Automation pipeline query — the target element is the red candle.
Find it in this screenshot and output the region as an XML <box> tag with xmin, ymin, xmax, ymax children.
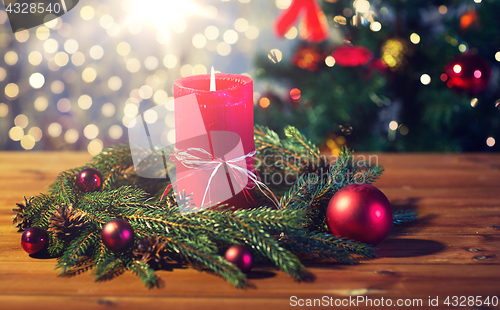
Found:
<box><xmin>173</xmin><ymin>73</ymin><xmax>255</xmax><ymax>211</ymax></box>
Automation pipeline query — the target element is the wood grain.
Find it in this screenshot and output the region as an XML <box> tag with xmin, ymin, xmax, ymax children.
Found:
<box><xmin>1</xmin><ymin>152</ymin><xmax>499</xmax><ymax>309</ymax></box>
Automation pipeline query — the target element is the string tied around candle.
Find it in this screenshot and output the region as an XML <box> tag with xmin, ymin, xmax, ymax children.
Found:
<box><xmin>160</xmin><ymin>147</ymin><xmax>280</xmax><ymax>210</ymax></box>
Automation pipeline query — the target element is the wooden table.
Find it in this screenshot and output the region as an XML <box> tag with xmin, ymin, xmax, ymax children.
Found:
<box><xmin>1</xmin><ymin>152</ymin><xmax>499</xmax><ymax>309</ymax></box>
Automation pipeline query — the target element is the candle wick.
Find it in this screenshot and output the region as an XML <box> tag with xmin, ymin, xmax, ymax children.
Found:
<box><xmin>210</xmin><ymin>66</ymin><xmax>216</xmax><ymax>92</ymax></box>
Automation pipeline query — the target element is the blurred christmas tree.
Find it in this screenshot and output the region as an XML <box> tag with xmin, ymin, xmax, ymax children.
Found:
<box><xmin>255</xmin><ymin>0</ymin><xmax>500</xmax><ymax>152</ymax></box>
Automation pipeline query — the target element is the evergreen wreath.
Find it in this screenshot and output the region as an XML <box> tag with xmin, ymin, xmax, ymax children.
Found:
<box><xmin>13</xmin><ymin>125</ymin><xmax>417</xmax><ymax>288</ymax></box>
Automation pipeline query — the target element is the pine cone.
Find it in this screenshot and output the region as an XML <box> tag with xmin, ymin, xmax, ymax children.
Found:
<box><xmin>48</xmin><ymin>204</ymin><xmax>87</xmax><ymax>240</ymax></box>
<box><xmin>12</xmin><ymin>196</ymin><xmax>33</xmax><ymax>232</ymax></box>
<box><xmin>134</xmin><ymin>235</ymin><xmax>167</xmax><ymax>269</ymax></box>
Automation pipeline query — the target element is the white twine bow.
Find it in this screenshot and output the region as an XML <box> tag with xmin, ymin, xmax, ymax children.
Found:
<box><xmin>161</xmin><ymin>147</ymin><xmax>279</xmax><ymax>209</ymax></box>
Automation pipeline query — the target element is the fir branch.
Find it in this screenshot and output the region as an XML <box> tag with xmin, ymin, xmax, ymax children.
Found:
<box><xmin>93</xmin><ymin>254</ymin><xmax>127</xmax><ymax>282</ymax></box>
<box><xmin>57</xmin><ymin>229</ymin><xmax>99</xmax><ymax>273</ymax></box>
<box><xmin>254</xmin><ymin>125</ymin><xmax>303</xmax><ymax>171</ymax></box>
<box><xmin>163</xmin><ymin>236</ymin><xmax>248</xmax><ymax>288</ymax></box>
<box><xmin>59</xmin><ymin>256</ymin><xmax>95</xmax><ymax>278</ymax></box>
<box><xmin>283</xmin><ymin>125</ymin><xmax>320</xmax><ymax>159</ymax></box>
<box><xmin>17</xmin><ymin>126</ymin><xmax>415</xmax><ymax>289</ymax></box>
<box><xmin>49</xmin><ymin>168</ymin><xmax>82</xmax><ymax>205</ymax></box>
<box><xmin>128</xmin><ymin>261</ymin><xmax>162</xmax><ymax>289</ymax></box>
<box><xmin>47</xmin><ymin>233</ymin><xmax>65</xmax><ymax>257</ymax></box>
<box><xmin>89</xmin><ymin>144</ymin><xmax>135</xmax><ymax>190</ymax></box>
<box><xmin>221</xmin><ymin>211</ymin><xmax>311</xmax><ymax>282</ymax></box>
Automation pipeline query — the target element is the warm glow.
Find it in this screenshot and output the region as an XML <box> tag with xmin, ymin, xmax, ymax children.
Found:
<box><xmin>486</xmin><ymin>137</ymin><xmax>495</xmax><ymax>147</ymax></box>
<box><xmin>370</xmin><ymin>22</ymin><xmax>381</xmax><ymax>32</ymax></box>
<box><xmin>471</xmin><ymin>98</ymin><xmax>478</xmax><ymax>107</ymax></box>
<box><xmin>389</xmin><ymin>121</ymin><xmax>398</xmax><ymax>131</ymax></box>
<box><xmin>410</xmin><ymin>33</ymin><xmax>420</xmax><ymax>44</ymax></box>
<box><xmin>420</xmin><ymin>74</ymin><xmax>431</xmax><ymax>85</ymax></box>
<box><xmin>129</xmin><ymin>0</ymin><xmax>200</xmax><ymax>32</ymax></box>
<box><xmin>259</xmin><ymin>97</ymin><xmax>270</xmax><ymax>108</ymax></box>
<box><xmin>453</xmin><ymin>64</ymin><xmax>462</xmax><ymax>74</ymax></box>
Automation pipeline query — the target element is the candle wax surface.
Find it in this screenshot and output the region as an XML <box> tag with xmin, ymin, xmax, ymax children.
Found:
<box><xmin>173</xmin><ymin>73</ymin><xmax>255</xmax><ymax>211</ymax></box>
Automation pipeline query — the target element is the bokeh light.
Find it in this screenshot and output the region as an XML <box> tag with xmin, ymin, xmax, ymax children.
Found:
<box><xmin>28</xmin><ymin>51</ymin><xmax>43</xmax><ymax>66</ymax></box>
<box><xmin>284</xmin><ymin>27</ymin><xmax>298</xmax><ymax>40</ymax></box>
<box><xmin>88</xmin><ymin>139</ymin><xmax>103</xmax><ymax>155</ymax></box>
<box><xmin>30</xmin><ymin>73</ymin><xmax>46</xmax><ymax>89</ymax></box>
<box><xmin>89</xmin><ymin>45</ymin><xmax>104</xmax><ymax>60</ymax></box>
<box><xmin>20</xmin><ymin>135</ymin><xmax>36</xmax><ymax>150</ymax></box>
<box><xmin>82</xmin><ymin>67</ymin><xmax>97</xmax><ymax>83</ymax></box>
<box><xmin>84</xmin><ymin>124</ymin><xmax>99</xmax><ymax>139</ymax></box>
<box><xmin>48</xmin><ymin>123</ymin><xmax>62</xmax><ymax>137</ymax></box>
<box><xmin>290</xmin><ymin>88</ymin><xmax>301</xmax><ymax>100</ymax></box>
<box><xmin>34</xmin><ymin>96</ymin><xmax>49</xmax><ymax>112</ymax></box>
<box><xmin>259</xmin><ymin>97</ymin><xmax>270</xmax><ymax>108</ymax></box>
<box><xmin>163</xmin><ymin>55</ymin><xmax>178</xmax><ymax>68</ymax></box>
<box><xmin>0</xmin><ymin>103</ymin><xmax>8</xmax><ymax>117</ymax></box>
<box><xmin>64</xmin><ymin>129</ymin><xmax>79</xmax><ymax>144</ymax></box>
<box><xmin>108</xmin><ymin>76</ymin><xmax>123</xmax><ymax>91</ymax></box>
<box><xmin>15</xmin><ymin>30</ymin><xmax>29</xmax><ymax>42</ymax></box>
<box><xmin>5</xmin><ymin>83</ymin><xmax>20</xmax><ymax>99</ymax></box>
<box><xmin>28</xmin><ymin>127</ymin><xmax>43</xmax><ymax>141</ymax></box>
<box><xmin>78</xmin><ymin>95</ymin><xmax>93</xmax><ymax>110</ymax></box>
<box><xmin>410</xmin><ymin>33</ymin><xmax>420</xmax><ymax>44</ymax></box>
<box><xmin>36</xmin><ymin>26</ymin><xmax>50</xmax><ymax>40</ymax></box>
<box><xmin>268</xmin><ymin>49</ymin><xmax>283</xmax><ymax>63</ymax></box>
<box><xmin>14</xmin><ymin>114</ymin><xmax>29</xmax><ymax>128</ymax></box>
<box><xmin>64</xmin><ymin>39</ymin><xmax>79</xmax><ymax>54</ymax></box>
<box><xmin>325</xmin><ymin>56</ymin><xmax>336</xmax><ymax>67</ymax></box>
<box><xmin>370</xmin><ymin>22</ymin><xmax>381</xmax><ymax>32</ymax></box>
<box><xmin>217</xmin><ymin>42</ymin><xmax>231</xmax><ymax>56</ymax></box>
<box><xmin>51</xmin><ymin>80</ymin><xmax>65</xmax><ymax>94</ymax></box>
<box><xmin>4</xmin><ymin>51</ymin><xmax>18</xmax><ymax>65</ymax></box>
<box><xmin>54</xmin><ymin>52</ymin><xmax>70</xmax><ymax>67</ymax></box>
<box><xmin>57</xmin><ymin>98</ymin><xmax>72</xmax><ymax>113</ymax></box>
<box><xmin>275</xmin><ymin>0</ymin><xmax>292</xmax><ymax>10</ymax></box>
<box><xmin>471</xmin><ymin>98</ymin><xmax>478</xmax><ymax>107</ymax></box>
<box><xmin>486</xmin><ymin>137</ymin><xmax>495</xmax><ymax>147</ymax></box>
<box><xmin>109</xmin><ymin>125</ymin><xmax>123</xmax><ymax>139</ymax></box>
<box><xmin>420</xmin><ymin>74</ymin><xmax>431</xmax><ymax>85</ymax></box>
<box><xmin>354</xmin><ymin>0</ymin><xmax>370</xmax><ymax>13</ymax></box>
<box><xmin>223</xmin><ymin>30</ymin><xmax>239</xmax><ymax>44</ymax></box>
<box><xmin>9</xmin><ymin>126</ymin><xmax>24</xmax><ymax>141</ymax></box>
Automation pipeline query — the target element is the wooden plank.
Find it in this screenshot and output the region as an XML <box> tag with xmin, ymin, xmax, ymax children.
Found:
<box><xmin>1</xmin><ymin>152</ymin><xmax>500</xmax><ymax>309</ymax></box>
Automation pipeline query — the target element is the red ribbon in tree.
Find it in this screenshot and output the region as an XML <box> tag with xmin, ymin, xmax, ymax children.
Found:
<box><xmin>274</xmin><ymin>0</ymin><xmax>329</xmax><ymax>43</ymax></box>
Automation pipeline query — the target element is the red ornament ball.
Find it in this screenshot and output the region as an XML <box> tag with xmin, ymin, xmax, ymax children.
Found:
<box><xmin>21</xmin><ymin>227</ymin><xmax>49</xmax><ymax>254</ymax></box>
<box><xmin>331</xmin><ymin>45</ymin><xmax>373</xmax><ymax>67</ymax></box>
<box><xmin>76</xmin><ymin>168</ymin><xmax>103</xmax><ymax>193</ymax></box>
<box><xmin>101</xmin><ymin>219</ymin><xmax>135</xmax><ymax>252</ymax></box>
<box><xmin>224</xmin><ymin>245</ymin><xmax>253</xmax><ymax>273</ymax></box>
<box><xmin>326</xmin><ymin>184</ymin><xmax>392</xmax><ymax>245</ymax></box>
<box><xmin>443</xmin><ymin>54</ymin><xmax>491</xmax><ymax>94</ymax></box>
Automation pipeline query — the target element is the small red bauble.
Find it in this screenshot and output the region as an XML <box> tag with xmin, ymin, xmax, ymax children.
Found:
<box><xmin>224</xmin><ymin>245</ymin><xmax>253</xmax><ymax>273</ymax></box>
<box><xmin>101</xmin><ymin>219</ymin><xmax>135</xmax><ymax>252</ymax></box>
<box><xmin>331</xmin><ymin>45</ymin><xmax>373</xmax><ymax>67</ymax></box>
<box><xmin>76</xmin><ymin>168</ymin><xmax>103</xmax><ymax>193</ymax></box>
<box><xmin>443</xmin><ymin>54</ymin><xmax>491</xmax><ymax>94</ymax></box>
<box><xmin>21</xmin><ymin>227</ymin><xmax>49</xmax><ymax>254</ymax></box>
<box><xmin>326</xmin><ymin>184</ymin><xmax>392</xmax><ymax>245</ymax></box>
